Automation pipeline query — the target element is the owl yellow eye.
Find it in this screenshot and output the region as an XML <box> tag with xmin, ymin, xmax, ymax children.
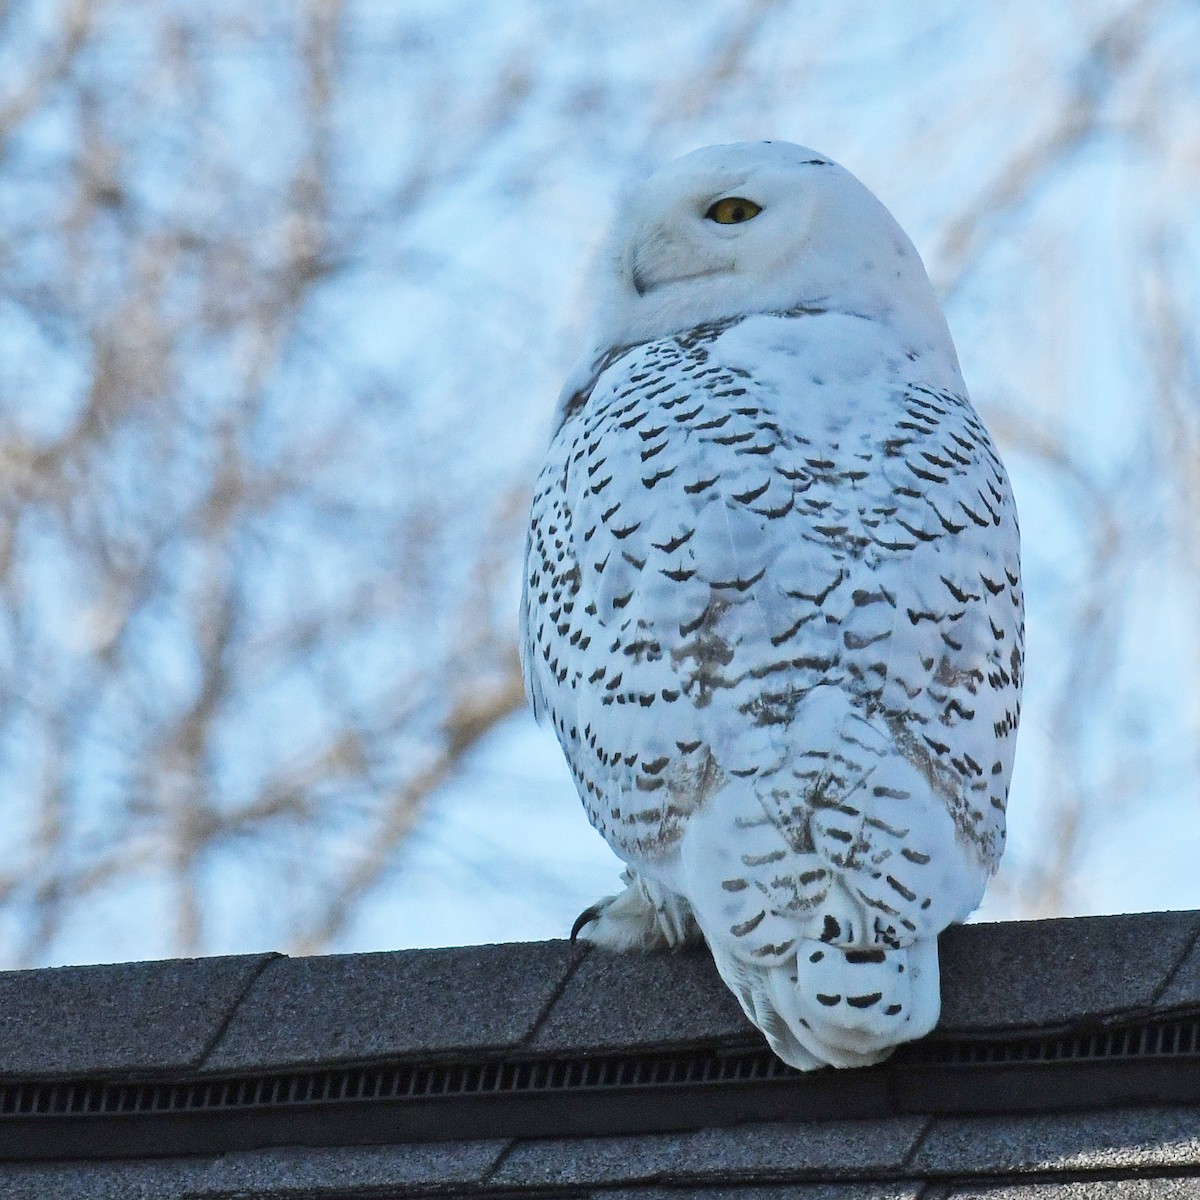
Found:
<box><xmin>705</xmin><ymin>197</ymin><xmax>762</xmax><ymax>224</ymax></box>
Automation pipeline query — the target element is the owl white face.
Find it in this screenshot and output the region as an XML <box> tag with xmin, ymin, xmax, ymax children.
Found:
<box><xmin>623</xmin><ymin>145</ymin><xmax>832</xmax><ymax>299</ymax></box>
<box><xmin>592</xmin><ymin>141</ymin><xmax>952</xmax><ymax>357</ymax></box>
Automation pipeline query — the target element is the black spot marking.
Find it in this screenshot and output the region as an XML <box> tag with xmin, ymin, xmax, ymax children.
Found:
<box><xmin>844</xmin><ymin>948</ymin><xmax>886</xmax><ymax>964</ymax></box>
<box><xmin>847</xmin><ymin>992</ymin><xmax>883</xmax><ymax>1009</ymax></box>
<box><xmin>731</xmin><ymin>911</ymin><xmax>765</xmax><ymax>937</ymax></box>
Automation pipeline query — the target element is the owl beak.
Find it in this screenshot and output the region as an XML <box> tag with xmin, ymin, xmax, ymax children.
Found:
<box><xmin>629</xmin><ymin>225</ymin><xmax>733</xmax><ymax>296</ymax></box>
<box><xmin>629</xmin><ymin>231</ymin><xmax>672</xmax><ymax>295</ymax></box>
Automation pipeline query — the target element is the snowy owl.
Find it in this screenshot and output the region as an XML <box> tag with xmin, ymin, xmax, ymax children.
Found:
<box><xmin>520</xmin><ymin>142</ymin><xmax>1023</xmax><ymax>1070</ymax></box>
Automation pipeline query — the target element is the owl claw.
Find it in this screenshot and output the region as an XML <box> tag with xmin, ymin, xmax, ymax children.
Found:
<box><xmin>570</xmin><ymin>904</ymin><xmax>603</xmax><ymax>943</ymax></box>
<box><xmin>571</xmin><ymin>875</ymin><xmax>698</xmax><ymax>951</ymax></box>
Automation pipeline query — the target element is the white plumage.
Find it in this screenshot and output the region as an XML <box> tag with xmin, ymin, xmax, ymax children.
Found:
<box><xmin>521</xmin><ymin>142</ymin><xmax>1023</xmax><ymax>1069</ymax></box>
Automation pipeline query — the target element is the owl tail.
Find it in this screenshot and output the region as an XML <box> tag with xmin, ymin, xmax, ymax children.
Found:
<box><xmin>705</xmin><ymin>934</ymin><xmax>942</xmax><ymax>1070</ymax></box>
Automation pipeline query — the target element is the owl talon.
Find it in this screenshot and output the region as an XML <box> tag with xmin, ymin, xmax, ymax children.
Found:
<box><xmin>571</xmin><ymin>875</ymin><xmax>697</xmax><ymax>951</ymax></box>
<box><xmin>570</xmin><ymin>904</ymin><xmax>603</xmax><ymax>943</ymax></box>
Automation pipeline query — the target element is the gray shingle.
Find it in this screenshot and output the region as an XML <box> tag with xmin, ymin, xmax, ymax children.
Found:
<box><xmin>0</xmin><ymin>954</ymin><xmax>275</xmax><ymax>1078</ymax></box>
<box><xmin>598</xmin><ymin>1188</ymin><xmax>925</xmax><ymax>1200</ymax></box>
<box><xmin>489</xmin><ymin>1116</ymin><xmax>928</xmax><ymax>1187</ymax></box>
<box><xmin>946</xmin><ymin>1181</ymin><xmax>1200</xmax><ymax>1199</ymax></box>
<box><xmin>912</xmin><ymin>1106</ymin><xmax>1200</xmax><ymax>1176</ymax></box>
<box><xmin>937</xmin><ymin>912</ymin><xmax>1200</xmax><ymax>1033</ymax></box>
<box><xmin>0</xmin><ymin>1142</ymin><xmax>510</xmax><ymax>1199</ymax></box>
<box><xmin>1155</xmin><ymin>923</ymin><xmax>1200</xmax><ymax>1009</ymax></box>
<box><xmin>0</xmin><ymin>1161</ymin><xmax>194</xmax><ymax>1200</ymax></box>
<box><xmin>202</xmin><ymin>940</ymin><xmax>581</xmax><ymax>1071</ymax></box>
<box><xmin>530</xmin><ymin>943</ymin><xmax>754</xmax><ymax>1053</ymax></box>
<box><xmin>193</xmin><ymin>1140</ymin><xmax>510</xmax><ymax>1195</ymax></box>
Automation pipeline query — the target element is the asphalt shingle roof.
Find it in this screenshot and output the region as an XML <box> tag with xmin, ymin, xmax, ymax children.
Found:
<box><xmin>936</xmin><ymin>911</ymin><xmax>1200</xmax><ymax>1032</ymax></box>
<box><xmin>202</xmin><ymin>940</ymin><xmax>581</xmax><ymax>1072</ymax></box>
<box><xmin>1</xmin><ymin>909</ymin><xmax>1199</xmax><ymax>1198</ymax></box>
<box><xmin>2</xmin><ymin>1105</ymin><xmax>1200</xmax><ymax>1197</ymax></box>
<box><xmin>6</xmin><ymin>910</ymin><xmax>1198</xmax><ymax>1078</ymax></box>
<box><xmin>0</xmin><ymin>952</ymin><xmax>275</xmax><ymax>1077</ymax></box>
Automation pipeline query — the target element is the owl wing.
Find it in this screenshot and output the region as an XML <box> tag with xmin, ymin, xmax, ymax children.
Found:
<box><xmin>522</xmin><ymin>314</ymin><xmax>1022</xmax><ymax>943</ymax></box>
<box><xmin>523</xmin><ymin>323</ymin><xmax>798</xmax><ymax>858</ymax></box>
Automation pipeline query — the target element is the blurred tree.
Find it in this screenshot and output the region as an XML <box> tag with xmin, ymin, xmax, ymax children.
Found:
<box><xmin>0</xmin><ymin>0</ymin><xmax>532</xmax><ymax>962</ymax></box>
<box><xmin>0</xmin><ymin>0</ymin><xmax>1195</xmax><ymax>964</ymax></box>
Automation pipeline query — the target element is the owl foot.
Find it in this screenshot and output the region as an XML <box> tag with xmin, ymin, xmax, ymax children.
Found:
<box><xmin>571</xmin><ymin>869</ymin><xmax>698</xmax><ymax>952</ymax></box>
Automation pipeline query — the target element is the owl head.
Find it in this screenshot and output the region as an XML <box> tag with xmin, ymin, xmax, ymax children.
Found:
<box><xmin>589</xmin><ymin>141</ymin><xmax>954</xmax><ymax>358</ymax></box>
